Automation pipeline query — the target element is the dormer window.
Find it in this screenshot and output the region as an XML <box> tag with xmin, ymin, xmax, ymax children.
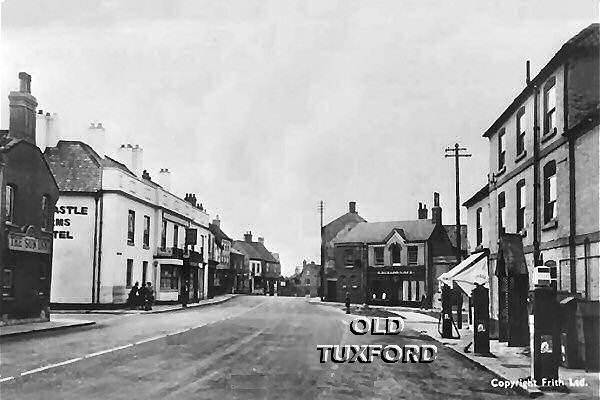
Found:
<box><xmin>390</xmin><ymin>243</ymin><xmax>401</xmax><ymax>265</ymax></box>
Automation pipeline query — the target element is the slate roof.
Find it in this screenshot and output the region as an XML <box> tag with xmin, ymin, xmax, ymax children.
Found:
<box><xmin>323</xmin><ymin>212</ymin><xmax>366</xmax><ymax>244</ymax></box>
<box><xmin>463</xmin><ymin>184</ymin><xmax>489</xmax><ymax>208</ymax></box>
<box><xmin>483</xmin><ymin>23</ymin><xmax>599</xmax><ymax>138</ymax></box>
<box><xmin>209</xmin><ymin>223</ymin><xmax>232</xmax><ymax>249</ymax></box>
<box><xmin>232</xmin><ymin>240</ymin><xmax>279</xmax><ymax>263</ymax></box>
<box><xmin>44</xmin><ymin>140</ymin><xmax>135</xmax><ymax>192</ymax></box>
<box><xmin>335</xmin><ymin>219</ymin><xmax>437</xmax><ymax>244</ymax></box>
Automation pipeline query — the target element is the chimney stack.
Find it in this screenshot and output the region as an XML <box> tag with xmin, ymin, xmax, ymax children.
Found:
<box><xmin>35</xmin><ymin>110</ymin><xmax>48</xmax><ymax>150</ymax></box>
<box><xmin>431</xmin><ymin>192</ymin><xmax>442</xmax><ymax>225</ymax></box>
<box><xmin>8</xmin><ymin>72</ymin><xmax>38</xmax><ymax>144</ymax></box>
<box><xmin>244</xmin><ymin>231</ymin><xmax>253</xmax><ymax>243</ymax></box>
<box><xmin>87</xmin><ymin>122</ymin><xmax>106</xmax><ymax>157</ymax></box>
<box><xmin>212</xmin><ymin>215</ymin><xmax>220</xmax><ymax>228</ymax></box>
<box><xmin>258</xmin><ymin>237</ymin><xmax>264</xmax><ymax>244</ymax></box>
<box><xmin>526</xmin><ymin>60</ymin><xmax>531</xmax><ymax>85</ymax></box>
<box><xmin>418</xmin><ymin>202</ymin><xmax>429</xmax><ymax>219</ymax></box>
<box><xmin>158</xmin><ymin>168</ymin><xmax>172</xmax><ymax>191</ymax></box>
<box><xmin>349</xmin><ymin>201</ymin><xmax>356</xmax><ymax>214</ymax></box>
<box><xmin>131</xmin><ymin>145</ymin><xmax>143</xmax><ymax>176</ymax></box>
<box><xmin>46</xmin><ymin>113</ymin><xmax>59</xmax><ymax>148</ymax></box>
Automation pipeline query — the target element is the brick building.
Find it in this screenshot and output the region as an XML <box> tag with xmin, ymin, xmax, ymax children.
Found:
<box><xmin>463</xmin><ymin>24</ymin><xmax>599</xmax><ymax>363</ymax></box>
<box><xmin>295</xmin><ymin>260</ymin><xmax>321</xmax><ymax>297</ymax></box>
<box><xmin>0</xmin><ymin>73</ymin><xmax>59</xmax><ymax>325</ymax></box>
<box><xmin>232</xmin><ymin>232</ymin><xmax>281</xmax><ymax>295</ymax></box>
<box><xmin>209</xmin><ymin>215</ymin><xmax>233</xmax><ymax>295</ymax></box>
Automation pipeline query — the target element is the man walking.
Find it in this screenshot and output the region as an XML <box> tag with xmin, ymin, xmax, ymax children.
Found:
<box><xmin>181</xmin><ymin>282</ymin><xmax>189</xmax><ymax>308</ymax></box>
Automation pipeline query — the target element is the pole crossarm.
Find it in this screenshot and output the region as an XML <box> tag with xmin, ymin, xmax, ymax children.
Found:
<box><xmin>444</xmin><ymin>143</ymin><xmax>471</xmax><ymax>264</ymax></box>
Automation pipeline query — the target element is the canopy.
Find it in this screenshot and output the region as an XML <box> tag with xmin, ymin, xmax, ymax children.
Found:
<box><xmin>438</xmin><ymin>250</ymin><xmax>488</xmax><ymax>288</ymax></box>
<box><xmin>452</xmin><ymin>255</ymin><xmax>489</xmax><ymax>296</ymax></box>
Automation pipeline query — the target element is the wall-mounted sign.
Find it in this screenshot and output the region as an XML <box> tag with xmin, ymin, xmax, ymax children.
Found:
<box><xmin>8</xmin><ymin>232</ymin><xmax>52</xmax><ymax>254</ymax></box>
<box><xmin>54</xmin><ymin>204</ymin><xmax>90</xmax><ymax>240</ymax></box>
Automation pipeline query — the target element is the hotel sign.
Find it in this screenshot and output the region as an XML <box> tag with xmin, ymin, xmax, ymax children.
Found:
<box><xmin>8</xmin><ymin>232</ymin><xmax>52</xmax><ymax>254</ymax></box>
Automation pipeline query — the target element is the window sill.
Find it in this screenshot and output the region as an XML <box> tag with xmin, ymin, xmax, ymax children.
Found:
<box><xmin>344</xmin><ymin>265</ymin><xmax>354</xmax><ymax>269</ymax></box>
<box><xmin>515</xmin><ymin>151</ymin><xmax>527</xmax><ymax>163</ymax></box>
<box><xmin>542</xmin><ymin>220</ymin><xmax>558</xmax><ymax>231</ymax></box>
<box><xmin>392</xmin><ymin>263</ymin><xmax>402</xmax><ymax>267</ymax></box>
<box><xmin>127</xmin><ymin>242</ymin><xmax>135</xmax><ymax>247</ymax></box>
<box><xmin>495</xmin><ymin>166</ymin><xmax>506</xmax><ymax>177</ymax></box>
<box><xmin>541</xmin><ymin>128</ymin><xmax>557</xmax><ymax>144</ymax></box>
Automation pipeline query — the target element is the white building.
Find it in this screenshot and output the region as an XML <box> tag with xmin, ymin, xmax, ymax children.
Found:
<box><xmin>43</xmin><ymin>126</ymin><xmax>212</xmax><ymax>305</ymax></box>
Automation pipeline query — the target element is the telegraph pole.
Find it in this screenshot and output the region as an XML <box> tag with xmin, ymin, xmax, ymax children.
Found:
<box><xmin>319</xmin><ymin>201</ymin><xmax>325</xmax><ymax>301</ymax></box>
<box><xmin>445</xmin><ymin>143</ymin><xmax>471</xmax><ymax>264</ymax></box>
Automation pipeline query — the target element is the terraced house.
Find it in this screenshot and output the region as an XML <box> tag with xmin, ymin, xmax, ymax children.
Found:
<box><xmin>463</xmin><ymin>23</ymin><xmax>599</xmax><ymax>366</ymax></box>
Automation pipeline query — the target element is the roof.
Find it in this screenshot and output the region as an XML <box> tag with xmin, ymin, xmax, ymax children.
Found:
<box><xmin>483</xmin><ymin>23</ymin><xmax>599</xmax><ymax>138</ymax></box>
<box><xmin>209</xmin><ymin>223</ymin><xmax>232</xmax><ymax>248</ymax></box>
<box><xmin>323</xmin><ymin>212</ymin><xmax>366</xmax><ymax>244</ymax></box>
<box><xmin>44</xmin><ymin>140</ymin><xmax>134</xmax><ymax>192</ymax></box>
<box><xmin>232</xmin><ymin>240</ymin><xmax>279</xmax><ymax>263</ymax></box>
<box><xmin>444</xmin><ymin>224</ymin><xmax>468</xmax><ymax>251</ymax></box>
<box><xmin>335</xmin><ymin>219</ymin><xmax>437</xmax><ymax>244</ymax></box>
<box><xmin>463</xmin><ymin>184</ymin><xmax>489</xmax><ymax>208</ymax></box>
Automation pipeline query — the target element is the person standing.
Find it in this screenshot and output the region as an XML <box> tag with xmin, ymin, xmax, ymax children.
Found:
<box><xmin>139</xmin><ymin>282</ymin><xmax>147</xmax><ymax>311</ymax></box>
<box><xmin>345</xmin><ymin>291</ymin><xmax>351</xmax><ymax>314</ymax></box>
<box><xmin>181</xmin><ymin>282</ymin><xmax>189</xmax><ymax>308</ymax></box>
<box><xmin>145</xmin><ymin>282</ymin><xmax>154</xmax><ymax>311</ymax></box>
<box><xmin>127</xmin><ymin>282</ymin><xmax>139</xmax><ymax>310</ymax></box>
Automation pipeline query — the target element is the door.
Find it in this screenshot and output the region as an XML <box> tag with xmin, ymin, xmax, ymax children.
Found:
<box><xmin>327</xmin><ymin>280</ymin><xmax>337</xmax><ymax>302</ymax></box>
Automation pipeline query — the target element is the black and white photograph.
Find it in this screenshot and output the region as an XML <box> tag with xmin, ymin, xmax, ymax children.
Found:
<box><xmin>0</xmin><ymin>1</ymin><xmax>598</xmax><ymax>399</ymax></box>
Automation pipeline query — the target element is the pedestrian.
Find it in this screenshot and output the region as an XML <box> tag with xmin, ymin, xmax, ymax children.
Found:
<box><xmin>420</xmin><ymin>294</ymin><xmax>427</xmax><ymax>310</ymax></box>
<box><xmin>139</xmin><ymin>282</ymin><xmax>148</xmax><ymax>311</ymax></box>
<box><xmin>127</xmin><ymin>282</ymin><xmax>139</xmax><ymax>310</ymax></box>
<box><xmin>181</xmin><ymin>282</ymin><xmax>189</xmax><ymax>308</ymax></box>
<box><xmin>345</xmin><ymin>291</ymin><xmax>351</xmax><ymax>314</ymax></box>
<box><xmin>145</xmin><ymin>282</ymin><xmax>154</xmax><ymax>311</ymax></box>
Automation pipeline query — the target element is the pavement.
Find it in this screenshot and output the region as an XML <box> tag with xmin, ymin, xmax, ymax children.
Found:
<box><xmin>0</xmin><ymin>316</ymin><xmax>96</xmax><ymax>338</ymax></box>
<box><xmin>1</xmin><ymin>295</ymin><xmax>525</xmax><ymax>399</ymax></box>
<box><xmin>311</xmin><ymin>298</ymin><xmax>599</xmax><ymax>399</ymax></box>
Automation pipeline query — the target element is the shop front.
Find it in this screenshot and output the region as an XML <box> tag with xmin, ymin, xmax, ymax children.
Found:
<box><xmin>367</xmin><ymin>266</ymin><xmax>425</xmax><ymax>307</ymax></box>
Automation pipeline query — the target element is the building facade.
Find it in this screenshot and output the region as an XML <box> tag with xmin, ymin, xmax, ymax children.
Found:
<box><xmin>209</xmin><ymin>216</ymin><xmax>233</xmax><ymax>295</ymax></box>
<box><xmin>0</xmin><ymin>73</ymin><xmax>60</xmax><ymax>325</ymax></box>
<box><xmin>333</xmin><ymin>194</ymin><xmax>457</xmax><ymax>307</ymax></box>
<box><xmin>45</xmin><ymin>137</ymin><xmax>211</xmax><ymax>306</ymax></box>
<box><xmin>322</xmin><ymin>202</ymin><xmax>366</xmax><ymax>302</ymax></box>
<box><xmin>230</xmin><ymin>247</ymin><xmax>250</xmax><ymax>293</ymax></box>
<box><xmin>232</xmin><ymin>232</ymin><xmax>281</xmax><ymax>295</ymax></box>
<box><xmin>464</xmin><ymin>24</ymin><xmax>599</xmax><ymax>359</ymax></box>
<box><xmin>295</xmin><ymin>260</ymin><xmax>321</xmax><ymax>297</ymax></box>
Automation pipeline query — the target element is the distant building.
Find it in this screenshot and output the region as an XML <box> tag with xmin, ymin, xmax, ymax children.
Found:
<box><xmin>209</xmin><ymin>215</ymin><xmax>232</xmax><ymax>295</ymax></box>
<box><xmin>333</xmin><ymin>193</ymin><xmax>458</xmax><ymax>307</ymax></box>
<box><xmin>230</xmin><ymin>247</ymin><xmax>250</xmax><ymax>293</ymax></box>
<box><xmin>0</xmin><ymin>73</ymin><xmax>60</xmax><ymax>325</ymax></box>
<box><xmin>323</xmin><ymin>201</ymin><xmax>366</xmax><ymax>302</ymax></box>
<box><xmin>232</xmin><ymin>232</ymin><xmax>281</xmax><ymax>294</ymax></box>
<box><xmin>296</xmin><ymin>260</ymin><xmax>321</xmax><ymax>297</ymax></box>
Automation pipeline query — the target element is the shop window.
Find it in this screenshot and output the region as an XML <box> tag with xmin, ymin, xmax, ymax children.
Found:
<box><xmin>374</xmin><ymin>247</ymin><xmax>384</xmax><ymax>265</ymax></box>
<box><xmin>41</xmin><ymin>195</ymin><xmax>51</xmax><ymax>231</ymax></box>
<box><xmin>5</xmin><ymin>184</ymin><xmax>15</xmax><ymax>223</ymax></box>
<box><xmin>408</xmin><ymin>246</ymin><xmax>418</xmax><ymax>265</ymax></box>
<box><xmin>127</xmin><ymin>210</ymin><xmax>135</xmax><ymax>245</ymax></box>
<box><xmin>126</xmin><ymin>259</ymin><xmax>133</xmax><ymax>288</ymax></box>
<box><xmin>2</xmin><ymin>268</ymin><xmax>14</xmax><ymax>298</ymax></box>
<box><xmin>143</xmin><ymin>216</ymin><xmax>150</xmax><ymax>248</ymax></box>
<box><xmin>544</xmin><ymin>161</ymin><xmax>557</xmax><ymax>223</ymax></box>
<box><xmin>160</xmin><ymin>265</ymin><xmax>179</xmax><ymax>290</ymax></box>
<box><xmin>543</xmin><ymin>77</ymin><xmax>557</xmax><ymax>135</ymax></box>
<box><xmin>516</xmin><ymin>179</ymin><xmax>526</xmax><ymax>232</ymax></box>
<box><xmin>391</xmin><ymin>243</ymin><xmax>401</xmax><ymax>264</ymax></box>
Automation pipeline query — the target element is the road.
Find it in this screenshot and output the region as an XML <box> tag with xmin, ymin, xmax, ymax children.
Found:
<box><xmin>0</xmin><ymin>296</ymin><xmax>520</xmax><ymax>399</ymax></box>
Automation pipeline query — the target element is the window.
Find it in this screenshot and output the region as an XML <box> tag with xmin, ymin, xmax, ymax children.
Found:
<box><xmin>143</xmin><ymin>216</ymin><xmax>150</xmax><ymax>248</ymax></box>
<box><xmin>344</xmin><ymin>249</ymin><xmax>353</xmax><ymax>267</ymax></box>
<box><xmin>476</xmin><ymin>207</ymin><xmax>483</xmax><ymax>247</ymax></box>
<box><xmin>2</xmin><ymin>268</ymin><xmax>14</xmax><ymax>298</ymax></box>
<box><xmin>498</xmin><ymin>128</ymin><xmax>506</xmax><ymax>170</ymax></box>
<box><xmin>516</xmin><ymin>107</ymin><xmax>526</xmax><ymax>156</ymax></box>
<box><xmin>408</xmin><ymin>246</ymin><xmax>418</xmax><ymax>265</ymax></box>
<box><xmin>545</xmin><ymin>260</ymin><xmax>558</xmax><ymax>290</ymax></box>
<box><xmin>544</xmin><ymin>78</ymin><xmax>557</xmax><ymax>135</ymax></box>
<box><xmin>40</xmin><ymin>195</ymin><xmax>51</xmax><ymax>231</ymax></box>
<box><xmin>391</xmin><ymin>244</ymin><xmax>401</xmax><ymax>264</ymax></box>
<box><xmin>127</xmin><ymin>210</ymin><xmax>135</xmax><ymax>245</ymax></box>
<box><xmin>160</xmin><ymin>265</ymin><xmax>179</xmax><ymax>290</ymax></box>
<box><xmin>142</xmin><ymin>261</ymin><xmax>148</xmax><ymax>284</ymax></box>
<box><xmin>5</xmin><ymin>185</ymin><xmax>15</xmax><ymax>223</ymax></box>
<box><xmin>305</xmin><ymin>279</ymin><xmax>310</xmax><ymax>285</ymax></box>
<box><xmin>161</xmin><ymin>220</ymin><xmax>167</xmax><ymax>250</ymax></box>
<box><xmin>498</xmin><ymin>192</ymin><xmax>506</xmax><ymax>236</ymax></box>
<box><xmin>544</xmin><ymin>161</ymin><xmax>557</xmax><ymax>223</ymax></box>
<box><xmin>126</xmin><ymin>259</ymin><xmax>133</xmax><ymax>288</ymax></box>
<box><xmin>516</xmin><ymin>180</ymin><xmax>526</xmax><ymax>232</ymax></box>
<box><xmin>374</xmin><ymin>247</ymin><xmax>384</xmax><ymax>265</ymax></box>
<box><xmin>173</xmin><ymin>225</ymin><xmax>179</xmax><ymax>248</ymax></box>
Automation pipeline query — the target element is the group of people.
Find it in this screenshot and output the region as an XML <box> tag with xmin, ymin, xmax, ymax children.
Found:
<box><xmin>127</xmin><ymin>282</ymin><xmax>155</xmax><ymax>311</ymax></box>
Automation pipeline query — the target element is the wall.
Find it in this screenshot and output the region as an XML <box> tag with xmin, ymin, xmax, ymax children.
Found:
<box><xmin>50</xmin><ymin>195</ymin><xmax>97</xmax><ymax>303</ymax></box>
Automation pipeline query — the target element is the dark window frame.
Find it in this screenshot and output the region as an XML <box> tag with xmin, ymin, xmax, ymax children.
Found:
<box><xmin>2</xmin><ymin>268</ymin><xmax>14</xmax><ymax>298</ymax></box>
<box><xmin>544</xmin><ymin>161</ymin><xmax>557</xmax><ymax>223</ymax></box>
<box><xmin>374</xmin><ymin>247</ymin><xmax>384</xmax><ymax>265</ymax></box>
<box><xmin>498</xmin><ymin>192</ymin><xmax>506</xmax><ymax>236</ymax></box>
<box><xmin>516</xmin><ymin>179</ymin><xmax>526</xmax><ymax>232</ymax></box>
<box><xmin>407</xmin><ymin>246</ymin><xmax>418</xmax><ymax>265</ymax></box>
<box><xmin>344</xmin><ymin>249</ymin><xmax>353</xmax><ymax>267</ymax></box>
<box><xmin>160</xmin><ymin>265</ymin><xmax>179</xmax><ymax>290</ymax></box>
<box><xmin>126</xmin><ymin>259</ymin><xmax>133</xmax><ymax>288</ymax></box>
<box><xmin>143</xmin><ymin>215</ymin><xmax>151</xmax><ymax>248</ymax></box>
<box><xmin>142</xmin><ymin>261</ymin><xmax>148</xmax><ymax>284</ymax></box>
<box><xmin>476</xmin><ymin>207</ymin><xmax>483</xmax><ymax>246</ymax></box>
<box><xmin>543</xmin><ymin>77</ymin><xmax>557</xmax><ymax>135</ymax></box>
<box><xmin>173</xmin><ymin>224</ymin><xmax>179</xmax><ymax>248</ymax></box>
<box><xmin>161</xmin><ymin>220</ymin><xmax>167</xmax><ymax>250</ymax></box>
<box><xmin>516</xmin><ymin>106</ymin><xmax>526</xmax><ymax>156</ymax></box>
<box><xmin>127</xmin><ymin>210</ymin><xmax>136</xmax><ymax>245</ymax></box>
<box><xmin>5</xmin><ymin>184</ymin><xmax>15</xmax><ymax>223</ymax></box>
<box><xmin>391</xmin><ymin>243</ymin><xmax>401</xmax><ymax>264</ymax></box>
<box><xmin>497</xmin><ymin>128</ymin><xmax>506</xmax><ymax>170</ymax></box>
<box><xmin>41</xmin><ymin>194</ymin><xmax>52</xmax><ymax>231</ymax></box>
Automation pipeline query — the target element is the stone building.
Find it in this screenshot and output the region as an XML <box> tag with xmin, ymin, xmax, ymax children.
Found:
<box><xmin>463</xmin><ymin>24</ymin><xmax>599</xmax><ymax>363</ymax></box>
<box><xmin>0</xmin><ymin>73</ymin><xmax>60</xmax><ymax>325</ymax></box>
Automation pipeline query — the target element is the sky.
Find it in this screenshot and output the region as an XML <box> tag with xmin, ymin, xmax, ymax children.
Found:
<box><xmin>1</xmin><ymin>0</ymin><xmax>597</xmax><ymax>276</ymax></box>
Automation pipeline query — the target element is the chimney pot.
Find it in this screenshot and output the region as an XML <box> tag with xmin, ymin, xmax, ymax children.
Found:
<box><xmin>349</xmin><ymin>201</ymin><xmax>356</xmax><ymax>214</ymax></box>
<box><xmin>18</xmin><ymin>72</ymin><xmax>32</xmax><ymax>93</ymax></box>
<box><xmin>526</xmin><ymin>60</ymin><xmax>531</xmax><ymax>84</ymax></box>
<box><xmin>432</xmin><ymin>192</ymin><xmax>442</xmax><ymax>225</ymax></box>
<box><xmin>38</xmin><ymin>109</ymin><xmax>43</xmax><ymax>115</ymax></box>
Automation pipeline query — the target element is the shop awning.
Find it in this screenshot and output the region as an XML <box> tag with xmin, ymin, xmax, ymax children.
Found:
<box><xmin>438</xmin><ymin>250</ymin><xmax>488</xmax><ymax>287</ymax></box>
<box><xmin>452</xmin><ymin>254</ymin><xmax>489</xmax><ymax>296</ymax></box>
<box><xmin>495</xmin><ymin>233</ymin><xmax>528</xmax><ymax>277</ymax></box>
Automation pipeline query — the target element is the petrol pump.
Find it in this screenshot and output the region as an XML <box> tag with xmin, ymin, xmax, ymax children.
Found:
<box><xmin>440</xmin><ymin>283</ymin><xmax>454</xmax><ymax>338</ymax></box>
<box><xmin>472</xmin><ymin>283</ymin><xmax>490</xmax><ymax>354</ymax></box>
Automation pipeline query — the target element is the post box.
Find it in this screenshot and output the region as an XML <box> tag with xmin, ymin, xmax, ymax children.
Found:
<box><xmin>441</xmin><ymin>284</ymin><xmax>453</xmax><ymax>339</ymax></box>
<box><xmin>473</xmin><ymin>284</ymin><xmax>490</xmax><ymax>354</ymax></box>
<box><xmin>530</xmin><ymin>286</ymin><xmax>561</xmax><ymax>386</ymax></box>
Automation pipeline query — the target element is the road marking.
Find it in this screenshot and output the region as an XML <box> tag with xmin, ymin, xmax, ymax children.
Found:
<box><xmin>85</xmin><ymin>344</ymin><xmax>133</xmax><ymax>358</ymax></box>
<box><xmin>20</xmin><ymin>357</ymin><xmax>83</xmax><ymax>376</ymax></box>
<box><xmin>0</xmin><ymin>376</ymin><xmax>15</xmax><ymax>383</ymax></box>
<box><xmin>134</xmin><ymin>335</ymin><xmax>164</xmax><ymax>345</ymax></box>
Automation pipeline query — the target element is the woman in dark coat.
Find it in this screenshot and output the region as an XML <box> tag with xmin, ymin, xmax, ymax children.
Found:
<box><xmin>127</xmin><ymin>282</ymin><xmax>139</xmax><ymax>310</ymax></box>
<box><xmin>181</xmin><ymin>282</ymin><xmax>189</xmax><ymax>308</ymax></box>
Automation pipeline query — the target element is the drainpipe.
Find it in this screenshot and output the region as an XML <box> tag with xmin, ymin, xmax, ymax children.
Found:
<box><xmin>565</xmin><ymin>61</ymin><xmax>577</xmax><ymax>294</ymax></box>
<box><xmin>96</xmin><ymin>193</ymin><xmax>104</xmax><ymax>303</ymax></box>
<box><xmin>92</xmin><ymin>194</ymin><xmax>99</xmax><ymax>302</ymax></box>
<box><xmin>533</xmin><ymin>84</ymin><xmax>540</xmax><ymax>265</ymax></box>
